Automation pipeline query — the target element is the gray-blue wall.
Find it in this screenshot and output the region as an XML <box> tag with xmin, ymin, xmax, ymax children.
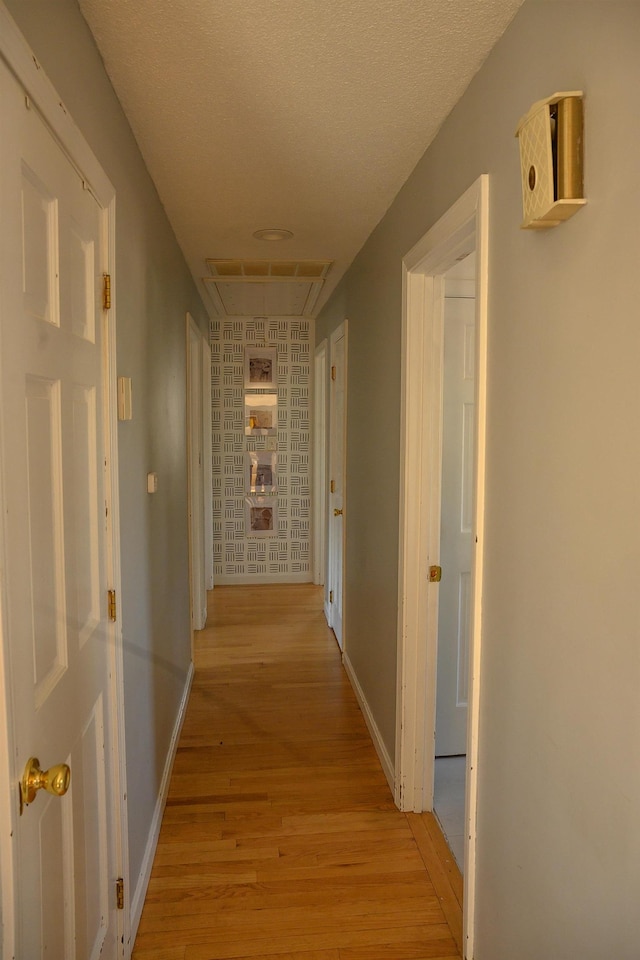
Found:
<box><xmin>317</xmin><ymin>2</ymin><xmax>640</xmax><ymax>955</ymax></box>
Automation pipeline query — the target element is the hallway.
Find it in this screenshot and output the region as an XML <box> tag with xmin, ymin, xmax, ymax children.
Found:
<box><xmin>132</xmin><ymin>584</ymin><xmax>462</xmax><ymax>959</ymax></box>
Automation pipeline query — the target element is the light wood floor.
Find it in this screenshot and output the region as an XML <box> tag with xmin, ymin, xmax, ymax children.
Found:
<box><xmin>132</xmin><ymin>583</ymin><xmax>462</xmax><ymax>960</ymax></box>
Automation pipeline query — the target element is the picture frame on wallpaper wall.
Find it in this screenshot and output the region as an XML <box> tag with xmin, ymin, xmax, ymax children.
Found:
<box><xmin>245</xmin><ymin>346</ymin><xmax>277</xmax><ymax>388</ymax></box>
<box><xmin>245</xmin><ymin>393</ymin><xmax>278</xmax><ymax>435</ymax></box>
<box><xmin>246</xmin><ymin>450</ymin><xmax>277</xmax><ymax>494</ymax></box>
<box><xmin>245</xmin><ymin>496</ymin><xmax>278</xmax><ymax>537</ymax></box>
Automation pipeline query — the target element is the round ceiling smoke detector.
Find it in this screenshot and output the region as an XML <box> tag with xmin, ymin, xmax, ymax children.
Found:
<box><xmin>252</xmin><ymin>228</ymin><xmax>293</xmax><ymax>241</ymax></box>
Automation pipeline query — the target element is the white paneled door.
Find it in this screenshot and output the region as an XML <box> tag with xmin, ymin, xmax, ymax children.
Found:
<box><xmin>435</xmin><ymin>297</ymin><xmax>475</xmax><ymax>757</ymax></box>
<box><xmin>0</xmin><ymin>61</ymin><xmax>121</xmax><ymax>957</ymax></box>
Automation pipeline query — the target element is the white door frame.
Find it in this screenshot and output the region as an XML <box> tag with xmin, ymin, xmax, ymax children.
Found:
<box><xmin>203</xmin><ymin>332</ymin><xmax>214</xmax><ymax>591</ymax></box>
<box><xmin>186</xmin><ymin>313</ymin><xmax>207</xmax><ymax>633</ymax></box>
<box><xmin>395</xmin><ymin>176</ymin><xmax>489</xmax><ymax>958</ymax></box>
<box><xmin>0</xmin><ymin>5</ymin><xmax>129</xmax><ymax>954</ymax></box>
<box><xmin>313</xmin><ymin>340</ymin><xmax>328</xmax><ymax>585</ymax></box>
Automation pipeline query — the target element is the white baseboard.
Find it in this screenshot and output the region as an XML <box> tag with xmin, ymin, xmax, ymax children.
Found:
<box><xmin>324</xmin><ymin>601</ymin><xmax>332</xmax><ymax>627</ymax></box>
<box><xmin>214</xmin><ymin>572</ymin><xmax>312</xmax><ymax>585</ymax></box>
<box><xmin>129</xmin><ymin>661</ymin><xmax>194</xmax><ymax>944</ymax></box>
<box><xmin>342</xmin><ymin>652</ymin><xmax>395</xmax><ymax>795</ymax></box>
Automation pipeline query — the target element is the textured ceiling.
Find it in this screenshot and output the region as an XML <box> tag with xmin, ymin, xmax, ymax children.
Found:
<box><xmin>78</xmin><ymin>0</ymin><xmax>523</xmax><ymax>317</ymax></box>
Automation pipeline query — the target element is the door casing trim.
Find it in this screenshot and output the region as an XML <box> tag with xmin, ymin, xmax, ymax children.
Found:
<box><xmin>186</xmin><ymin>312</ymin><xmax>208</xmax><ymax>635</ymax></box>
<box><xmin>395</xmin><ymin>175</ymin><xmax>489</xmax><ymax>959</ymax></box>
<box><xmin>313</xmin><ymin>339</ymin><xmax>328</xmax><ymax>586</ymax></box>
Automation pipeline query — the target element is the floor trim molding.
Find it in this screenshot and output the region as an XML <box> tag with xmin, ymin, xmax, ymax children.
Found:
<box><xmin>342</xmin><ymin>651</ymin><xmax>395</xmax><ymax>795</ymax></box>
<box><xmin>407</xmin><ymin>812</ymin><xmax>463</xmax><ymax>954</ymax></box>
<box><xmin>129</xmin><ymin>661</ymin><xmax>194</xmax><ymax>945</ymax></box>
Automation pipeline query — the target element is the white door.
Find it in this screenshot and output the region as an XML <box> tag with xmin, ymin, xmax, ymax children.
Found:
<box><xmin>435</xmin><ymin>297</ymin><xmax>475</xmax><ymax>756</ymax></box>
<box><xmin>327</xmin><ymin>324</ymin><xmax>346</xmax><ymax>647</ymax></box>
<box><xmin>0</xmin><ymin>61</ymin><xmax>121</xmax><ymax>957</ymax></box>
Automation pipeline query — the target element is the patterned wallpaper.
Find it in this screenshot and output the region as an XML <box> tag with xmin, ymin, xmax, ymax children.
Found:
<box><xmin>210</xmin><ymin>317</ymin><xmax>312</xmax><ymax>582</ymax></box>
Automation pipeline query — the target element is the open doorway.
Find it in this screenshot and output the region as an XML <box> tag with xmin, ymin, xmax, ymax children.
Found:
<box><xmin>395</xmin><ymin>176</ymin><xmax>489</xmax><ymax>958</ymax></box>
<box><xmin>186</xmin><ymin>314</ymin><xmax>212</xmax><ymax>636</ymax></box>
<box><xmin>325</xmin><ymin>322</ymin><xmax>347</xmax><ymax>648</ymax></box>
<box><xmin>433</xmin><ymin>253</ymin><xmax>476</xmax><ymax>872</ymax></box>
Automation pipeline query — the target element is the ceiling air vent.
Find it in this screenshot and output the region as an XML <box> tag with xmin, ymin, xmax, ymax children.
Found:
<box><xmin>202</xmin><ymin>260</ymin><xmax>332</xmax><ymax>318</ymax></box>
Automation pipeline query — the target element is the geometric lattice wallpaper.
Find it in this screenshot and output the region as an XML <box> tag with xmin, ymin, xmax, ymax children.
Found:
<box><xmin>210</xmin><ymin>317</ymin><xmax>312</xmax><ymax>582</ymax></box>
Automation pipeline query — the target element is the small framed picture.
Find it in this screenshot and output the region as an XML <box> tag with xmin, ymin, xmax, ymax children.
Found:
<box><xmin>245</xmin><ymin>346</ymin><xmax>277</xmax><ymax>389</ymax></box>
<box><xmin>246</xmin><ymin>451</ymin><xmax>277</xmax><ymax>494</ymax></box>
<box><xmin>245</xmin><ymin>496</ymin><xmax>278</xmax><ymax>537</ymax></box>
<box><xmin>245</xmin><ymin>392</ymin><xmax>277</xmax><ymax>435</ymax></box>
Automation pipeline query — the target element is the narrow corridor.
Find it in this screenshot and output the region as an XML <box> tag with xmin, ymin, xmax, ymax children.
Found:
<box><xmin>132</xmin><ymin>584</ymin><xmax>462</xmax><ymax>959</ymax></box>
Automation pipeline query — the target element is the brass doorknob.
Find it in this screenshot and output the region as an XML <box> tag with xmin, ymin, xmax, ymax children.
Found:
<box><xmin>20</xmin><ymin>757</ymin><xmax>71</xmax><ymax>815</ymax></box>
<box><xmin>334</xmin><ymin>508</ymin><xmax>343</xmax><ymax>516</ymax></box>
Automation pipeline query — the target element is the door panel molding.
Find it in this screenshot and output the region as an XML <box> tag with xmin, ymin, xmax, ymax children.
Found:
<box><xmin>0</xmin><ymin>5</ymin><xmax>114</xmax><ymax>204</ymax></box>
<box><xmin>396</xmin><ymin>175</ymin><xmax>489</xmax><ymax>959</ymax></box>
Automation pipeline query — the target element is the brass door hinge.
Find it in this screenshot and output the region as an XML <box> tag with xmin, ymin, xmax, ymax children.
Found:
<box><xmin>330</xmin><ymin>479</ymin><xmax>335</xmax><ymax>494</ymax></box>
<box><xmin>103</xmin><ymin>273</ymin><xmax>111</xmax><ymax>311</ymax></box>
<box><xmin>108</xmin><ymin>589</ymin><xmax>117</xmax><ymax>621</ymax></box>
<box><xmin>329</xmin><ymin>590</ymin><xmax>334</xmax><ymax>603</ymax></box>
<box><xmin>428</xmin><ymin>565</ymin><xmax>442</xmax><ymax>583</ymax></box>
<box><xmin>331</xmin><ymin>365</ymin><xmax>336</xmax><ymax>381</ymax></box>
<box><xmin>116</xmin><ymin>877</ymin><xmax>124</xmax><ymax>910</ymax></box>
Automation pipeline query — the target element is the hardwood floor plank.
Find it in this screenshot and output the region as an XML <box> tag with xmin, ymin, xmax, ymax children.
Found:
<box><xmin>143</xmin><ymin>871</ymin><xmax>434</xmax><ymax>909</ymax></box>
<box><xmin>132</xmin><ymin>584</ymin><xmax>461</xmax><ymax>960</ymax></box>
<box><xmin>149</xmin><ymin>864</ymin><xmax>259</xmax><ymax>883</ymax></box>
<box><xmin>133</xmin><ymin>948</ymin><xmax>186</xmax><ymax>960</ymax></box>
<box><xmin>162</xmin><ymin>804</ymin><xmax>265</xmax><ymax>824</ymax></box>
<box><xmin>158</xmin><ymin>821</ymin><xmax>226</xmax><ymax>844</ymax></box>
<box><xmin>233</xmin><ymin>953</ymin><xmax>340</xmax><ymax>960</ymax></box>
<box><xmin>137</xmin><ymin>896</ymin><xmax>446</xmax><ymax>937</ymax></box>
<box><xmin>406</xmin><ymin>814</ymin><xmax>463</xmax><ymax>956</ymax></box>
<box><xmin>253</xmin><ymin>856</ymin><xmax>432</xmax><ymax>884</ymax></box>
<box><xmin>339</xmin><ymin>944</ymin><xmax>460</xmax><ymax>960</ymax></box>
<box><xmin>180</xmin><ymin>923</ymin><xmax>454</xmax><ymax>959</ymax></box>
<box><xmin>280</xmin><ymin>810</ymin><xmax>412</xmax><ymax>833</ymax></box>
<box><xmin>151</xmin><ymin>840</ymin><xmax>280</xmax><ymax>868</ymax></box>
<box><xmin>165</xmin><ymin>792</ymin><xmax>269</xmax><ymax>806</ymax></box>
<box><xmin>420</xmin><ymin>812</ymin><xmax>464</xmax><ymax>909</ymax></box>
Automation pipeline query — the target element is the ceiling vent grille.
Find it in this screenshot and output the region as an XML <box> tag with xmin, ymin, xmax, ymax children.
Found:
<box><xmin>203</xmin><ymin>260</ymin><xmax>332</xmax><ymax>318</ymax></box>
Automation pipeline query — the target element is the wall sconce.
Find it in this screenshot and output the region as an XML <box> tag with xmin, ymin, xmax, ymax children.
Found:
<box><xmin>515</xmin><ymin>91</ymin><xmax>585</xmax><ymax>229</ymax></box>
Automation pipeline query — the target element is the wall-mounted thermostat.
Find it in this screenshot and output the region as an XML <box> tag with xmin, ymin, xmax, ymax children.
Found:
<box><xmin>515</xmin><ymin>91</ymin><xmax>585</xmax><ymax>229</ymax></box>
